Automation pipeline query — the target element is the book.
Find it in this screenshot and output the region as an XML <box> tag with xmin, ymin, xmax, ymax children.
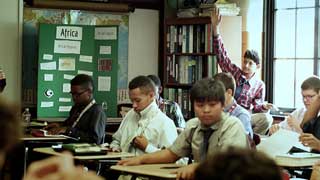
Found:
<box><xmin>275</xmin><ymin>152</ymin><xmax>320</xmax><ymax>167</ymax></box>
<box><xmin>61</xmin><ymin>143</ymin><xmax>107</xmax><ymax>155</ymax></box>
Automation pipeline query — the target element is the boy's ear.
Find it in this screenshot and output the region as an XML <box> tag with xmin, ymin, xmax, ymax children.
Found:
<box><xmin>226</xmin><ymin>89</ymin><xmax>233</xmax><ymax>96</ymax></box>
<box><xmin>159</xmin><ymin>86</ymin><xmax>163</xmax><ymax>94</ymax></box>
<box><xmin>256</xmin><ymin>64</ymin><xmax>261</xmax><ymax>69</ymax></box>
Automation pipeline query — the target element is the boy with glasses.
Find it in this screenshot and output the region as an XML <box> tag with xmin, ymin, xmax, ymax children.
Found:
<box><xmin>270</xmin><ymin>76</ymin><xmax>320</xmax><ymax>134</ymax></box>
<box><xmin>45</xmin><ymin>74</ymin><xmax>106</xmax><ymax>144</ymax></box>
<box><xmin>298</xmin><ymin>77</ymin><xmax>320</xmax><ymax>152</ymax></box>
<box><xmin>211</xmin><ymin>8</ymin><xmax>274</xmax><ymax>135</ymax></box>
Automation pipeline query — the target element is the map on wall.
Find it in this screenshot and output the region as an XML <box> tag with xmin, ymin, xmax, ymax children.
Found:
<box><xmin>23</xmin><ymin>8</ymin><xmax>129</xmax><ymax>108</ymax></box>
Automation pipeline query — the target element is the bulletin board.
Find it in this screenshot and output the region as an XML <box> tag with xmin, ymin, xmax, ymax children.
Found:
<box><xmin>37</xmin><ymin>24</ymin><xmax>118</xmax><ymax>118</ymax></box>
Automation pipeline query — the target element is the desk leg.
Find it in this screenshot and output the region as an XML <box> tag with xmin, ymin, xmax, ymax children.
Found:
<box><xmin>24</xmin><ymin>146</ymin><xmax>29</xmax><ymax>176</ymax></box>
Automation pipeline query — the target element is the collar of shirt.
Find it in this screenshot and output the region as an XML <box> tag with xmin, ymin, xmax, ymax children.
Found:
<box><xmin>240</xmin><ymin>72</ymin><xmax>258</xmax><ymax>86</ymax></box>
<box><xmin>199</xmin><ymin>112</ymin><xmax>226</xmax><ymax>131</ymax></box>
<box><xmin>224</xmin><ymin>99</ymin><xmax>238</xmax><ymax>113</ymax></box>
<box><xmin>135</xmin><ymin>100</ymin><xmax>158</xmax><ymax>120</ymax></box>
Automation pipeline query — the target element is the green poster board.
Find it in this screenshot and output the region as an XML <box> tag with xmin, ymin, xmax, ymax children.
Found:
<box><xmin>37</xmin><ymin>24</ymin><xmax>118</xmax><ymax>118</ymax></box>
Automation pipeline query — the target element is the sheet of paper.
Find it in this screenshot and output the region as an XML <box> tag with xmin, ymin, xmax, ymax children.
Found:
<box><xmin>59</xmin><ymin>106</ymin><xmax>72</xmax><ymax>112</ymax></box>
<box><xmin>64</xmin><ymin>74</ymin><xmax>75</xmax><ymax>80</ymax></box>
<box><xmin>98</xmin><ymin>76</ymin><xmax>111</xmax><ymax>91</ymax></box>
<box><xmin>78</xmin><ymin>70</ymin><xmax>93</xmax><ymax>76</ymax></box>
<box><xmin>257</xmin><ymin>129</ymin><xmax>310</xmax><ymax>158</ymax></box>
<box><xmin>59</xmin><ymin>98</ymin><xmax>71</xmax><ymax>102</ymax></box>
<box><xmin>54</xmin><ymin>40</ymin><xmax>81</xmax><ymax>54</ymax></box>
<box><xmin>59</xmin><ymin>57</ymin><xmax>75</xmax><ymax>71</ymax></box>
<box><xmin>56</xmin><ymin>26</ymin><xmax>82</xmax><ymax>40</ymax></box>
<box><xmin>62</xmin><ymin>83</ymin><xmax>71</xmax><ymax>93</ymax></box>
<box><xmin>79</xmin><ymin>55</ymin><xmax>93</xmax><ymax>63</ymax></box>
<box><xmin>99</xmin><ymin>46</ymin><xmax>111</xmax><ymax>54</ymax></box>
<box><xmin>44</xmin><ymin>74</ymin><xmax>53</xmax><ymax>81</ymax></box>
<box><xmin>98</xmin><ymin>59</ymin><xmax>112</xmax><ymax>71</ymax></box>
<box><xmin>43</xmin><ymin>54</ymin><xmax>53</xmax><ymax>60</ymax></box>
<box><xmin>40</xmin><ymin>101</ymin><xmax>54</xmax><ymax>108</ymax></box>
<box><xmin>95</xmin><ymin>27</ymin><xmax>117</xmax><ymax>40</ymax></box>
<box><xmin>40</xmin><ymin>62</ymin><xmax>56</xmax><ymax>70</ymax></box>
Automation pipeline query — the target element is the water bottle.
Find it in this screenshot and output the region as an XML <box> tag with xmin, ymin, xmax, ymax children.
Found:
<box><xmin>102</xmin><ymin>101</ymin><xmax>108</xmax><ymax>115</ymax></box>
<box><xmin>22</xmin><ymin>108</ymin><xmax>31</xmax><ymax>127</ymax></box>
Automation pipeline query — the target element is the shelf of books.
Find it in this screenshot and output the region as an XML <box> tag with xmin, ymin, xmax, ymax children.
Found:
<box><xmin>163</xmin><ymin>17</ymin><xmax>217</xmax><ymax>120</ymax></box>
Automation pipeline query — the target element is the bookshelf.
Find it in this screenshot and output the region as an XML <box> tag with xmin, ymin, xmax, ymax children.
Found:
<box><xmin>162</xmin><ymin>16</ymin><xmax>242</xmax><ymax>120</ymax></box>
<box><xmin>163</xmin><ymin>17</ymin><xmax>216</xmax><ymax>120</ymax></box>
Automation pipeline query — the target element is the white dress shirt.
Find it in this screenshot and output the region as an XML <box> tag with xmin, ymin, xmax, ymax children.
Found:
<box><xmin>110</xmin><ymin>101</ymin><xmax>178</xmax><ymax>155</ymax></box>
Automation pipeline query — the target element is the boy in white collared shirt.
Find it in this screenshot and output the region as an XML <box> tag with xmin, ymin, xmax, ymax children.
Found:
<box><xmin>110</xmin><ymin>75</ymin><xmax>177</xmax><ymax>155</ymax></box>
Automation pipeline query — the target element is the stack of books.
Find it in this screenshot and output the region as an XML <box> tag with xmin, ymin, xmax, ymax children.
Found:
<box><xmin>199</xmin><ymin>2</ymin><xmax>240</xmax><ymax>17</ymax></box>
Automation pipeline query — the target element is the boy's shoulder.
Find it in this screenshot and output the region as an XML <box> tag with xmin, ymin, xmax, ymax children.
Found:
<box><xmin>221</xmin><ymin>112</ymin><xmax>244</xmax><ymax>127</ymax></box>
<box><xmin>185</xmin><ymin>117</ymin><xmax>200</xmax><ymax>129</ymax></box>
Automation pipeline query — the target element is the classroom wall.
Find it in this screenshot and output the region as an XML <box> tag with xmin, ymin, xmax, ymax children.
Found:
<box><xmin>128</xmin><ymin>9</ymin><xmax>159</xmax><ymax>81</ymax></box>
<box><xmin>0</xmin><ymin>4</ymin><xmax>159</xmax><ymax>103</ymax></box>
<box><xmin>0</xmin><ymin>0</ymin><xmax>22</xmax><ymax>104</ymax></box>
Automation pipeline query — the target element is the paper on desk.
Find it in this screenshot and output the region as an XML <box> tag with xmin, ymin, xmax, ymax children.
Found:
<box><xmin>257</xmin><ymin>129</ymin><xmax>310</xmax><ymax>158</ymax></box>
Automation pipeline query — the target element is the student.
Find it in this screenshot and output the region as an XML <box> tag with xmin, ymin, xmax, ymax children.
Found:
<box><xmin>0</xmin><ymin>96</ymin><xmax>21</xmax><ymax>169</ymax></box>
<box><xmin>194</xmin><ymin>147</ymin><xmax>283</xmax><ymax>180</ymax></box>
<box><xmin>147</xmin><ymin>74</ymin><xmax>186</xmax><ymax>129</ymax></box>
<box><xmin>110</xmin><ymin>75</ymin><xmax>177</xmax><ymax>155</ymax></box>
<box><xmin>213</xmin><ymin>72</ymin><xmax>253</xmax><ymax>138</ymax></box>
<box><xmin>299</xmin><ymin>92</ymin><xmax>320</xmax><ymax>152</ymax></box>
<box><xmin>46</xmin><ymin>74</ymin><xmax>106</xmax><ymax>144</ymax></box>
<box><xmin>270</xmin><ymin>76</ymin><xmax>320</xmax><ymax>134</ymax></box>
<box><xmin>0</xmin><ymin>70</ymin><xmax>6</xmax><ymax>92</ymax></box>
<box><xmin>117</xmin><ymin>78</ymin><xmax>248</xmax><ymax>180</ymax></box>
<box><xmin>24</xmin><ymin>152</ymin><xmax>103</xmax><ymax>180</ymax></box>
<box><xmin>211</xmin><ymin>8</ymin><xmax>273</xmax><ymax>135</ymax></box>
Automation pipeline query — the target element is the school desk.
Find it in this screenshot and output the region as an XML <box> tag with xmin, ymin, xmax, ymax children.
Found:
<box><xmin>33</xmin><ymin>147</ymin><xmax>134</xmax><ymax>160</ymax></box>
<box><xmin>111</xmin><ymin>163</ymin><xmax>185</xmax><ymax>179</ymax></box>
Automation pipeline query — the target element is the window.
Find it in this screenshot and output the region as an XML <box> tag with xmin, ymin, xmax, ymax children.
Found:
<box><xmin>273</xmin><ymin>0</ymin><xmax>319</xmax><ymax>108</ymax></box>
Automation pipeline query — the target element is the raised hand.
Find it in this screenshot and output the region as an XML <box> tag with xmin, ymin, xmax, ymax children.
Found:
<box><xmin>211</xmin><ymin>7</ymin><xmax>221</xmax><ymax>36</ymax></box>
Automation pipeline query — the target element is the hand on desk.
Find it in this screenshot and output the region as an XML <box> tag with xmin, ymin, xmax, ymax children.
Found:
<box><xmin>299</xmin><ymin>133</ymin><xmax>320</xmax><ymax>151</ymax></box>
<box><xmin>172</xmin><ymin>163</ymin><xmax>199</xmax><ymax>180</ymax></box>
<box><xmin>23</xmin><ymin>152</ymin><xmax>103</xmax><ymax>180</ymax></box>
<box><xmin>269</xmin><ymin>124</ymin><xmax>280</xmax><ymax>135</ymax></box>
<box><xmin>133</xmin><ymin>135</ymin><xmax>148</xmax><ymax>151</ymax></box>
<box><xmin>117</xmin><ymin>156</ymin><xmax>142</xmax><ymax>166</ymax></box>
<box><xmin>48</xmin><ymin>127</ymin><xmax>66</xmax><ymax>135</ymax></box>
<box><xmin>44</xmin><ymin>123</ymin><xmax>66</xmax><ymax>135</ymax></box>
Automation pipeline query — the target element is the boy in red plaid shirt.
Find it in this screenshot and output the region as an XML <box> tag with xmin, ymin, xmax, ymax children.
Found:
<box><xmin>211</xmin><ymin>7</ymin><xmax>274</xmax><ymax>135</ymax></box>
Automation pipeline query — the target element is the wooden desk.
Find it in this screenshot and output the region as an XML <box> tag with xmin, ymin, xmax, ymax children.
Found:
<box><xmin>33</xmin><ymin>147</ymin><xmax>134</xmax><ymax>160</ymax></box>
<box><xmin>111</xmin><ymin>164</ymin><xmax>184</xmax><ymax>179</ymax></box>
<box><xmin>20</xmin><ymin>135</ymin><xmax>69</xmax><ymax>176</ymax></box>
<box><xmin>22</xmin><ymin>135</ymin><xmax>68</xmax><ymax>141</ymax></box>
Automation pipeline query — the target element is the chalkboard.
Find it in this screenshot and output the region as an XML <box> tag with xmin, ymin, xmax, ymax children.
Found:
<box><xmin>37</xmin><ymin>24</ymin><xmax>118</xmax><ymax>118</ymax></box>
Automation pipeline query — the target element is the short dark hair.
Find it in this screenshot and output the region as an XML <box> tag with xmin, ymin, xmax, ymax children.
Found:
<box><xmin>0</xmin><ymin>97</ymin><xmax>21</xmax><ymax>152</ymax></box>
<box><xmin>195</xmin><ymin>147</ymin><xmax>282</xmax><ymax>180</ymax></box>
<box><xmin>190</xmin><ymin>78</ymin><xmax>225</xmax><ymax>106</ymax></box>
<box><xmin>301</xmin><ymin>76</ymin><xmax>320</xmax><ymax>92</ymax></box>
<box><xmin>129</xmin><ymin>75</ymin><xmax>156</xmax><ymax>94</ymax></box>
<box><xmin>71</xmin><ymin>74</ymin><xmax>94</xmax><ymax>90</ymax></box>
<box><xmin>244</xmin><ymin>50</ymin><xmax>260</xmax><ymax>65</ymax></box>
<box><xmin>147</xmin><ymin>74</ymin><xmax>161</xmax><ymax>87</ymax></box>
<box><xmin>213</xmin><ymin>72</ymin><xmax>236</xmax><ymax>96</ymax></box>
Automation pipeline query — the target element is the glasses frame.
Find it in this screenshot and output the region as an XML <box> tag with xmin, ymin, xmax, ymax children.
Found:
<box><xmin>69</xmin><ymin>89</ymin><xmax>88</xmax><ymax>98</ymax></box>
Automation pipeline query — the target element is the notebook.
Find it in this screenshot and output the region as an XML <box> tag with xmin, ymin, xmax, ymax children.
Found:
<box><xmin>275</xmin><ymin>152</ymin><xmax>320</xmax><ymax>167</ymax></box>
